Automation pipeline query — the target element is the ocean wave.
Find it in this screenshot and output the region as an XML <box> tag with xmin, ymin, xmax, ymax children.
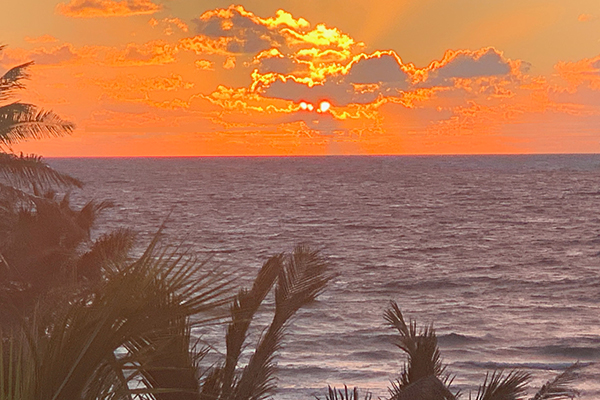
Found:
<box><xmin>454</xmin><ymin>360</ymin><xmax>594</xmax><ymax>371</ymax></box>
<box><xmin>526</xmin><ymin>345</ymin><xmax>600</xmax><ymax>360</ymax></box>
<box><xmin>348</xmin><ymin>350</ymin><xmax>396</xmax><ymax>361</ymax></box>
<box><xmin>438</xmin><ymin>333</ymin><xmax>489</xmax><ymax>346</ymax></box>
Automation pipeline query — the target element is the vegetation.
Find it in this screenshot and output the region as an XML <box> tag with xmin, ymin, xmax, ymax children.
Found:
<box><xmin>0</xmin><ymin>46</ymin><xmax>333</xmax><ymax>399</ymax></box>
<box><xmin>0</xmin><ymin>45</ymin><xmax>90</xmax><ymax>322</ymax></box>
<box><xmin>322</xmin><ymin>301</ymin><xmax>580</xmax><ymax>400</ymax></box>
<box><xmin>1</xmin><ymin>238</ymin><xmax>331</xmax><ymax>400</ymax></box>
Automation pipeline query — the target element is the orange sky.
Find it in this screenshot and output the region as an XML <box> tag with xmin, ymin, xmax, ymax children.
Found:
<box><xmin>2</xmin><ymin>0</ymin><xmax>600</xmax><ymax>156</ymax></box>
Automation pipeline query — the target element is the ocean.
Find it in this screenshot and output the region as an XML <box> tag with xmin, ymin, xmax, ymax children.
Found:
<box><xmin>49</xmin><ymin>155</ymin><xmax>600</xmax><ymax>399</ymax></box>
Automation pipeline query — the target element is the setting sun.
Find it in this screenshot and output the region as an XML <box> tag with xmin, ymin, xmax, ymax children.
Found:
<box><xmin>318</xmin><ymin>101</ymin><xmax>331</xmax><ymax>113</ymax></box>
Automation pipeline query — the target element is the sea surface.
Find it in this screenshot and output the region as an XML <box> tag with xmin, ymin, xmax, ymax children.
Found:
<box><xmin>49</xmin><ymin>155</ymin><xmax>600</xmax><ymax>399</ymax></box>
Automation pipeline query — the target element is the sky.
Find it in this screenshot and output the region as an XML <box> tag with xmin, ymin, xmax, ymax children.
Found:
<box><xmin>2</xmin><ymin>0</ymin><xmax>600</xmax><ymax>156</ymax></box>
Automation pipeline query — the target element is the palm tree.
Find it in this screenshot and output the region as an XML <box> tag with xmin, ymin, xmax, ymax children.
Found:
<box><xmin>322</xmin><ymin>302</ymin><xmax>580</xmax><ymax>400</ymax></box>
<box><xmin>0</xmin><ymin>45</ymin><xmax>79</xmax><ymax>197</ymax></box>
<box><xmin>0</xmin><ymin>45</ymin><xmax>115</xmax><ymax>321</ymax></box>
<box><xmin>1</xmin><ymin>242</ymin><xmax>331</xmax><ymax>400</ymax></box>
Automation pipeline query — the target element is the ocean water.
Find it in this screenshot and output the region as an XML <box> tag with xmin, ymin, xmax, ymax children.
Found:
<box><xmin>49</xmin><ymin>155</ymin><xmax>600</xmax><ymax>399</ymax></box>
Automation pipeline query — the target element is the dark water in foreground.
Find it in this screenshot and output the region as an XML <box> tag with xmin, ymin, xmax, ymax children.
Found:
<box><xmin>50</xmin><ymin>155</ymin><xmax>600</xmax><ymax>399</ymax></box>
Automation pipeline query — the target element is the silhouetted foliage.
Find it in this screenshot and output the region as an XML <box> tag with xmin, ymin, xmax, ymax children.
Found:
<box><xmin>320</xmin><ymin>302</ymin><xmax>580</xmax><ymax>400</ymax></box>
<box><xmin>1</xmin><ymin>240</ymin><xmax>331</xmax><ymax>400</ymax></box>
<box><xmin>472</xmin><ymin>370</ymin><xmax>530</xmax><ymax>400</ymax></box>
<box><xmin>321</xmin><ymin>385</ymin><xmax>372</xmax><ymax>400</ymax></box>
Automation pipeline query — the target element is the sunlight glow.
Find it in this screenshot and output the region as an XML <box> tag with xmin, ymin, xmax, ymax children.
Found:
<box><xmin>319</xmin><ymin>101</ymin><xmax>331</xmax><ymax>113</ymax></box>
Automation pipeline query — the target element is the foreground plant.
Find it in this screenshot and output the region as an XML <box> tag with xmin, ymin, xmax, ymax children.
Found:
<box><xmin>323</xmin><ymin>301</ymin><xmax>580</xmax><ymax>400</ymax></box>
<box><xmin>1</xmin><ymin>241</ymin><xmax>331</xmax><ymax>400</ymax></box>
<box><xmin>0</xmin><ymin>45</ymin><xmax>77</xmax><ymax>198</ymax></box>
<box><xmin>0</xmin><ymin>45</ymin><xmax>105</xmax><ymax>321</ymax></box>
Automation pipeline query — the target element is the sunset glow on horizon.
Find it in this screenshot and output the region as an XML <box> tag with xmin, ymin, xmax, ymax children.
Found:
<box><xmin>4</xmin><ymin>0</ymin><xmax>600</xmax><ymax>156</ymax></box>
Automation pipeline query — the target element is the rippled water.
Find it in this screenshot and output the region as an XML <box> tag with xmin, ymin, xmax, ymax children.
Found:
<box><xmin>49</xmin><ymin>155</ymin><xmax>600</xmax><ymax>399</ymax></box>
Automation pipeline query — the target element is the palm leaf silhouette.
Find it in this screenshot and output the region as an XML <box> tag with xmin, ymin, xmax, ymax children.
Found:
<box><xmin>0</xmin><ymin>153</ymin><xmax>82</xmax><ymax>189</ymax></box>
<box><xmin>0</xmin><ymin>47</ymin><xmax>77</xmax><ymax>202</ymax></box>
<box><xmin>3</xmin><ymin>238</ymin><xmax>234</xmax><ymax>400</ymax></box>
<box><xmin>322</xmin><ymin>385</ymin><xmax>372</xmax><ymax>400</ymax></box>
<box><xmin>232</xmin><ymin>245</ymin><xmax>331</xmax><ymax>400</ymax></box>
<box><xmin>472</xmin><ymin>370</ymin><xmax>531</xmax><ymax>400</ymax></box>
<box><xmin>384</xmin><ymin>301</ymin><xmax>447</xmax><ymax>389</ymax></box>
<box><xmin>0</xmin><ymin>59</ymin><xmax>33</xmax><ymax>101</ymax></box>
<box><xmin>530</xmin><ymin>364</ymin><xmax>580</xmax><ymax>400</ymax></box>
<box><xmin>0</xmin><ymin>103</ymin><xmax>74</xmax><ymax>147</ymax></box>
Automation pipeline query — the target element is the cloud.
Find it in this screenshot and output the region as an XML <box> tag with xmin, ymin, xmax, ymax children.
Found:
<box><xmin>189</xmin><ymin>4</ymin><xmax>359</xmax><ymax>58</ymax></box>
<box><xmin>107</xmin><ymin>40</ymin><xmax>178</xmax><ymax>65</ymax></box>
<box><xmin>149</xmin><ymin>17</ymin><xmax>189</xmax><ymax>36</ymax></box>
<box><xmin>555</xmin><ymin>54</ymin><xmax>600</xmax><ymax>89</ymax></box>
<box><xmin>194</xmin><ymin>59</ymin><xmax>214</xmax><ymax>70</ymax></box>
<box><xmin>223</xmin><ymin>57</ymin><xmax>236</xmax><ymax>69</ymax></box>
<box><xmin>24</xmin><ymin>35</ymin><xmax>58</xmax><ymax>44</ymax></box>
<box><xmin>0</xmin><ymin>44</ymin><xmax>78</xmax><ymax>66</ymax></box>
<box><xmin>56</xmin><ymin>0</ymin><xmax>161</xmax><ymax>18</ymax></box>
<box><xmin>252</xmin><ymin>51</ymin><xmax>413</xmax><ymax>107</ymax></box>
<box><xmin>178</xmin><ymin>35</ymin><xmax>236</xmax><ymax>57</ymax></box>
<box><xmin>31</xmin><ymin>45</ymin><xmax>77</xmax><ymax>65</ymax></box>
<box><xmin>253</xmin><ymin>48</ymin><xmax>310</xmax><ymax>76</ymax></box>
<box><xmin>91</xmin><ymin>74</ymin><xmax>195</xmax><ymax>108</ymax></box>
<box><xmin>424</xmin><ymin>48</ymin><xmax>514</xmax><ymax>86</ymax></box>
<box><xmin>193</xmin><ymin>5</ymin><xmax>284</xmax><ymax>55</ymax></box>
<box><xmin>345</xmin><ymin>51</ymin><xmax>410</xmax><ymax>88</ymax></box>
<box><xmin>578</xmin><ymin>13</ymin><xmax>595</xmax><ymax>22</ymax></box>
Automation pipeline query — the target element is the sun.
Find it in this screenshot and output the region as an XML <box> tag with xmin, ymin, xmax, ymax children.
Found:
<box><xmin>319</xmin><ymin>101</ymin><xmax>331</xmax><ymax>113</ymax></box>
<box><xmin>297</xmin><ymin>100</ymin><xmax>329</xmax><ymax>112</ymax></box>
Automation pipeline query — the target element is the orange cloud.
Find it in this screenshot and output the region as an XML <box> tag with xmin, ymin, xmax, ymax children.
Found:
<box><xmin>198</xmin><ymin>5</ymin><xmax>309</xmax><ymax>31</ymax></box>
<box><xmin>0</xmin><ymin>44</ymin><xmax>78</xmax><ymax>66</ymax></box>
<box><xmin>105</xmin><ymin>40</ymin><xmax>178</xmax><ymax>66</ymax></box>
<box><xmin>93</xmin><ymin>74</ymin><xmax>194</xmax><ymax>102</ymax></box>
<box><xmin>194</xmin><ymin>59</ymin><xmax>214</xmax><ymax>70</ymax></box>
<box><xmin>56</xmin><ymin>0</ymin><xmax>161</xmax><ymax>18</ymax></box>
<box><xmin>578</xmin><ymin>13</ymin><xmax>595</xmax><ymax>22</ymax></box>
<box><xmin>178</xmin><ymin>35</ymin><xmax>235</xmax><ymax>56</ymax></box>
<box><xmin>1</xmin><ymin>40</ymin><xmax>179</xmax><ymax>68</ymax></box>
<box><xmin>223</xmin><ymin>57</ymin><xmax>236</xmax><ymax>69</ymax></box>
<box><xmin>193</xmin><ymin>4</ymin><xmax>361</xmax><ymax>58</ymax></box>
<box><xmin>281</xmin><ymin>24</ymin><xmax>356</xmax><ymax>51</ymax></box>
<box><xmin>555</xmin><ymin>55</ymin><xmax>600</xmax><ymax>90</ymax></box>
<box><xmin>149</xmin><ymin>17</ymin><xmax>189</xmax><ymax>36</ymax></box>
<box><xmin>24</xmin><ymin>35</ymin><xmax>58</xmax><ymax>44</ymax></box>
<box><xmin>420</xmin><ymin>47</ymin><xmax>522</xmax><ymax>86</ymax></box>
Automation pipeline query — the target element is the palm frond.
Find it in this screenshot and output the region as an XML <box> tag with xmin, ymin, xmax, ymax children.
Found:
<box><xmin>76</xmin><ymin>228</ymin><xmax>136</xmax><ymax>282</ymax></box>
<box><xmin>0</xmin><ymin>61</ymin><xmax>34</xmax><ymax>101</ymax></box>
<box><xmin>233</xmin><ymin>245</ymin><xmax>331</xmax><ymax>400</ymax></box>
<box><xmin>0</xmin><ymin>103</ymin><xmax>75</xmax><ymax>147</ymax></box>
<box><xmin>18</xmin><ymin>239</ymin><xmax>234</xmax><ymax>400</ymax></box>
<box><xmin>384</xmin><ymin>301</ymin><xmax>446</xmax><ymax>389</ymax></box>
<box><xmin>0</xmin><ymin>152</ymin><xmax>82</xmax><ymax>190</ymax></box>
<box><xmin>474</xmin><ymin>370</ymin><xmax>531</xmax><ymax>400</ymax></box>
<box><xmin>320</xmin><ymin>385</ymin><xmax>372</xmax><ymax>400</ymax></box>
<box><xmin>389</xmin><ymin>375</ymin><xmax>456</xmax><ymax>400</ymax></box>
<box><xmin>74</xmin><ymin>199</ymin><xmax>113</xmax><ymax>232</ymax></box>
<box><xmin>0</xmin><ymin>329</ymin><xmax>36</xmax><ymax>400</ymax></box>
<box><xmin>218</xmin><ymin>254</ymin><xmax>283</xmax><ymax>398</ymax></box>
<box><xmin>0</xmin><ymin>182</ymin><xmax>38</xmax><ymax>209</ymax></box>
<box><xmin>133</xmin><ymin>317</ymin><xmax>202</xmax><ymax>400</ymax></box>
<box><xmin>530</xmin><ymin>364</ymin><xmax>580</xmax><ymax>400</ymax></box>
